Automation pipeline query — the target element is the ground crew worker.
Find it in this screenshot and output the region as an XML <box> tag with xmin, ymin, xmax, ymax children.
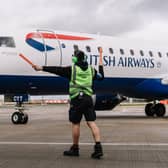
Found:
<box><xmin>32</xmin><ymin>47</ymin><xmax>104</xmax><ymax>159</ymax></box>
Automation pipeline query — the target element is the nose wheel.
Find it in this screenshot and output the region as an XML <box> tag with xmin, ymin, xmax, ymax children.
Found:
<box><xmin>11</xmin><ymin>102</ymin><xmax>29</xmax><ymax>124</ymax></box>
<box><xmin>11</xmin><ymin>112</ymin><xmax>28</xmax><ymax>124</ymax></box>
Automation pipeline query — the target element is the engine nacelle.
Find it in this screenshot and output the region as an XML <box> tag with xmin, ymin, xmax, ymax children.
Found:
<box><xmin>94</xmin><ymin>94</ymin><xmax>126</xmax><ymax>110</ymax></box>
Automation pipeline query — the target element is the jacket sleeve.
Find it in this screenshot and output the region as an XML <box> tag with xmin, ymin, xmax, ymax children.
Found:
<box><xmin>42</xmin><ymin>66</ymin><xmax>72</xmax><ymax>80</ymax></box>
<box><xmin>93</xmin><ymin>65</ymin><xmax>104</xmax><ymax>80</ymax></box>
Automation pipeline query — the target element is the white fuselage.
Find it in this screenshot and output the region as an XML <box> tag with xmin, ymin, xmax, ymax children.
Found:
<box><xmin>0</xmin><ymin>29</ymin><xmax>168</xmax><ymax>99</ymax></box>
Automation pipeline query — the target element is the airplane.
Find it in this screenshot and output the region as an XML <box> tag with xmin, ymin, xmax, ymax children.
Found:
<box><xmin>0</xmin><ymin>28</ymin><xmax>168</xmax><ymax>124</ymax></box>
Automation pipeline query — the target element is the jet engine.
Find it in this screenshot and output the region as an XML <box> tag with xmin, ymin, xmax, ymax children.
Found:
<box><xmin>94</xmin><ymin>94</ymin><xmax>126</xmax><ymax>110</ymax></box>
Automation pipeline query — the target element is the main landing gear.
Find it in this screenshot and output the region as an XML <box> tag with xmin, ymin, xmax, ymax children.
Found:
<box><xmin>145</xmin><ymin>102</ymin><xmax>166</xmax><ymax>117</ymax></box>
<box><xmin>11</xmin><ymin>102</ymin><xmax>29</xmax><ymax>124</ymax></box>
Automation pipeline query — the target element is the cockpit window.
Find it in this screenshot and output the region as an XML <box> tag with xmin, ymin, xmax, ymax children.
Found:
<box><xmin>0</xmin><ymin>37</ymin><xmax>16</xmax><ymax>48</ymax></box>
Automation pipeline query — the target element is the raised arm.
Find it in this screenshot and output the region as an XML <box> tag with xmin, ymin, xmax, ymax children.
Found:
<box><xmin>98</xmin><ymin>47</ymin><xmax>103</xmax><ymax>66</ymax></box>
<box><xmin>94</xmin><ymin>47</ymin><xmax>104</xmax><ymax>80</ymax></box>
<box><xmin>32</xmin><ymin>65</ymin><xmax>72</xmax><ymax>79</ymax></box>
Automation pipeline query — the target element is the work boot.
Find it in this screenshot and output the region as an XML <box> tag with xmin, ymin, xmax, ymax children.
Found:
<box><xmin>63</xmin><ymin>145</ymin><xmax>79</xmax><ymax>156</ymax></box>
<box><xmin>91</xmin><ymin>143</ymin><xmax>103</xmax><ymax>159</ymax></box>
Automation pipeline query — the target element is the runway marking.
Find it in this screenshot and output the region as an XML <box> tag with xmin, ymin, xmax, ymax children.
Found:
<box><xmin>0</xmin><ymin>142</ymin><xmax>168</xmax><ymax>146</ymax></box>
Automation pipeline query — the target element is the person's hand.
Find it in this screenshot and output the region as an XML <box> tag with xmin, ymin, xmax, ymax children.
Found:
<box><xmin>32</xmin><ymin>65</ymin><xmax>42</xmax><ymax>71</ymax></box>
<box><xmin>98</xmin><ymin>47</ymin><xmax>103</xmax><ymax>65</ymax></box>
<box><xmin>98</xmin><ymin>47</ymin><xmax>103</xmax><ymax>53</ymax></box>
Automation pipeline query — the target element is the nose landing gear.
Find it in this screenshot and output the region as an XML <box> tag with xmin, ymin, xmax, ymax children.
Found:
<box><xmin>11</xmin><ymin>102</ymin><xmax>28</xmax><ymax>124</ymax></box>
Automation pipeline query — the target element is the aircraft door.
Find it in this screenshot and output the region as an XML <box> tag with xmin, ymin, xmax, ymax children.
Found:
<box><xmin>36</xmin><ymin>30</ymin><xmax>62</xmax><ymax>66</ymax></box>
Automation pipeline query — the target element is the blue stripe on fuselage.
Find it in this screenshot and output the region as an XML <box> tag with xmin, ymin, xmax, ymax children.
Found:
<box><xmin>0</xmin><ymin>75</ymin><xmax>167</xmax><ymax>100</ymax></box>
<box><xmin>26</xmin><ymin>39</ymin><xmax>55</xmax><ymax>52</ymax></box>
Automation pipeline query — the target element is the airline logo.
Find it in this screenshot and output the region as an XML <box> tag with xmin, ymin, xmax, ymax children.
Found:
<box><xmin>26</xmin><ymin>32</ymin><xmax>93</xmax><ymax>52</ymax></box>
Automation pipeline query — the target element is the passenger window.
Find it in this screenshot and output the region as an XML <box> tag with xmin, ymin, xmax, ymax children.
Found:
<box><xmin>130</xmin><ymin>49</ymin><xmax>134</xmax><ymax>56</ymax></box>
<box><xmin>120</xmin><ymin>49</ymin><xmax>124</xmax><ymax>55</ymax></box>
<box><xmin>149</xmin><ymin>51</ymin><xmax>153</xmax><ymax>57</ymax></box>
<box><xmin>158</xmin><ymin>52</ymin><xmax>162</xmax><ymax>57</ymax></box>
<box><xmin>86</xmin><ymin>46</ymin><xmax>91</xmax><ymax>52</ymax></box>
<box><xmin>61</xmin><ymin>43</ymin><xmax>66</xmax><ymax>48</ymax></box>
<box><xmin>73</xmin><ymin>45</ymin><xmax>79</xmax><ymax>51</ymax></box>
<box><xmin>140</xmin><ymin>50</ymin><xmax>144</xmax><ymax>56</ymax></box>
<box><xmin>0</xmin><ymin>37</ymin><xmax>16</xmax><ymax>48</ymax></box>
<box><xmin>109</xmin><ymin>48</ymin><xmax>113</xmax><ymax>54</ymax></box>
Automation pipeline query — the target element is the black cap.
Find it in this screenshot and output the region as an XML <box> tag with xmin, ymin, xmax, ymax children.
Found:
<box><xmin>74</xmin><ymin>50</ymin><xmax>85</xmax><ymax>62</ymax></box>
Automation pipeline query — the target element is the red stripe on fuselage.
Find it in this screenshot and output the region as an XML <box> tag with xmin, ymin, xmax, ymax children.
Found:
<box><xmin>26</xmin><ymin>32</ymin><xmax>93</xmax><ymax>41</ymax></box>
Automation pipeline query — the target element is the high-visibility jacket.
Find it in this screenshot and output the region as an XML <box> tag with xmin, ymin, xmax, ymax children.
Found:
<box><xmin>69</xmin><ymin>65</ymin><xmax>94</xmax><ymax>99</ymax></box>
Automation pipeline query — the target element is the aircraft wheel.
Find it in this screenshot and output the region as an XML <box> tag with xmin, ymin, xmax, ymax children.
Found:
<box><xmin>155</xmin><ymin>103</ymin><xmax>166</xmax><ymax>117</ymax></box>
<box><xmin>11</xmin><ymin>112</ymin><xmax>22</xmax><ymax>124</ymax></box>
<box><xmin>145</xmin><ymin>103</ymin><xmax>155</xmax><ymax>117</ymax></box>
<box><xmin>21</xmin><ymin>113</ymin><xmax>29</xmax><ymax>124</ymax></box>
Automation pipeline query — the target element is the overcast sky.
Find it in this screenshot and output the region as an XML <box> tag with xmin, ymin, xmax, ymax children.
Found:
<box><xmin>1</xmin><ymin>0</ymin><xmax>168</xmax><ymax>42</ymax></box>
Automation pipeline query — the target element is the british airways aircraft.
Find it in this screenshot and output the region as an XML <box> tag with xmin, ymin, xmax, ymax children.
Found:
<box><xmin>0</xmin><ymin>29</ymin><xmax>168</xmax><ymax>124</ymax></box>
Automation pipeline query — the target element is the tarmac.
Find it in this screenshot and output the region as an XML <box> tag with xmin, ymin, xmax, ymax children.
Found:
<box><xmin>1</xmin><ymin>104</ymin><xmax>168</xmax><ymax>167</ymax></box>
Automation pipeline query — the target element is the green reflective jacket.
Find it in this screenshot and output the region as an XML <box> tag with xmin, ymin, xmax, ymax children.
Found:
<box><xmin>69</xmin><ymin>65</ymin><xmax>95</xmax><ymax>99</ymax></box>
